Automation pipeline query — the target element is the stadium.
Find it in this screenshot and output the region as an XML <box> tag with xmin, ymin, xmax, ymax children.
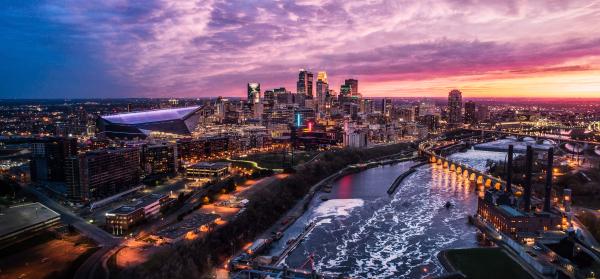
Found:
<box><xmin>97</xmin><ymin>106</ymin><xmax>202</xmax><ymax>139</ymax></box>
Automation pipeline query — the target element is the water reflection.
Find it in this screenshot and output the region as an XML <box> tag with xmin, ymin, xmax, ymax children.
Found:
<box><xmin>269</xmin><ymin>149</ymin><xmax>505</xmax><ymax>278</ymax></box>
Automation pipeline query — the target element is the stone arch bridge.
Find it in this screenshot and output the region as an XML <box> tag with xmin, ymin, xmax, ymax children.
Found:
<box><xmin>420</xmin><ymin>149</ymin><xmax>509</xmax><ymax>191</ymax></box>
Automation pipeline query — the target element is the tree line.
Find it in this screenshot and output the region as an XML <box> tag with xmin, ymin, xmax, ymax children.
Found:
<box><xmin>118</xmin><ymin>143</ymin><xmax>411</xmax><ymax>279</ymax></box>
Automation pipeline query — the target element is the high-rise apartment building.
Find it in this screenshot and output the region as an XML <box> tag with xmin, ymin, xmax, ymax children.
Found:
<box><xmin>447</xmin><ymin>89</ymin><xmax>463</xmax><ymax>127</ymax></box>
<box><xmin>66</xmin><ymin>147</ymin><xmax>141</xmax><ymax>201</ymax></box>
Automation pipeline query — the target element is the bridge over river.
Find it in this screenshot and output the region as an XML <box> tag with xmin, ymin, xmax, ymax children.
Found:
<box><xmin>419</xmin><ymin>142</ymin><xmax>509</xmax><ymax>191</ymax></box>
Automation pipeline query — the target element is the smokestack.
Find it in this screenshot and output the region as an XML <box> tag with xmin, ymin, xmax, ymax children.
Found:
<box><xmin>544</xmin><ymin>148</ymin><xmax>554</xmax><ymax>212</ymax></box>
<box><xmin>524</xmin><ymin>145</ymin><xmax>534</xmax><ymax>212</ymax></box>
<box><xmin>506</xmin><ymin>145</ymin><xmax>514</xmax><ymax>192</ymax></box>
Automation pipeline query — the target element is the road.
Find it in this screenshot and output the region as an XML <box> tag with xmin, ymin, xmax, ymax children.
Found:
<box><xmin>21</xmin><ymin>184</ymin><xmax>118</xmax><ymax>245</ymax></box>
<box><xmin>19</xmin><ymin>183</ymin><xmax>122</xmax><ymax>279</ymax></box>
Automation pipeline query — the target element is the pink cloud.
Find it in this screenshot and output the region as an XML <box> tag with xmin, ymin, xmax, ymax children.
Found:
<box><xmin>37</xmin><ymin>0</ymin><xmax>600</xmax><ymax>97</ymax></box>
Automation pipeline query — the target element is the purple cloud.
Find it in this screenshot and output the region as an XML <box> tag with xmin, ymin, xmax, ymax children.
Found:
<box><xmin>3</xmin><ymin>0</ymin><xmax>600</xmax><ymax>98</ymax></box>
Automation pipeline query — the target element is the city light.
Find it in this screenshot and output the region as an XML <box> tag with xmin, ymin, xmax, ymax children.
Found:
<box><xmin>2</xmin><ymin>3</ymin><xmax>600</xmax><ymax>278</ymax></box>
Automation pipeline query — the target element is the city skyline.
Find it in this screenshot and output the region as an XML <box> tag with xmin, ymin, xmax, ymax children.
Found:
<box><xmin>2</xmin><ymin>1</ymin><xmax>600</xmax><ymax>99</ymax></box>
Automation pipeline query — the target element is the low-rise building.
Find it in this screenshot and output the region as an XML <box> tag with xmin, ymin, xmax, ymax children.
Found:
<box><xmin>105</xmin><ymin>193</ymin><xmax>171</xmax><ymax>235</ymax></box>
<box><xmin>0</xmin><ymin>203</ymin><xmax>61</xmax><ymax>248</ymax></box>
<box><xmin>185</xmin><ymin>162</ymin><xmax>231</xmax><ymax>179</ymax></box>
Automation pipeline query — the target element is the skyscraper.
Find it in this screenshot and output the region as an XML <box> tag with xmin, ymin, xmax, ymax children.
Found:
<box><xmin>247</xmin><ymin>82</ymin><xmax>261</xmax><ymax>104</ymax></box>
<box><xmin>382</xmin><ymin>98</ymin><xmax>392</xmax><ymax>117</ymax></box>
<box><xmin>464</xmin><ymin>100</ymin><xmax>476</xmax><ymax>124</ymax></box>
<box><xmin>476</xmin><ymin>104</ymin><xmax>490</xmax><ymax>122</ymax></box>
<box><xmin>340</xmin><ymin>84</ymin><xmax>352</xmax><ymax>97</ymax></box>
<box><xmin>344</xmin><ymin>79</ymin><xmax>358</xmax><ymax>97</ymax></box>
<box><xmin>316</xmin><ymin>71</ymin><xmax>328</xmax><ymax>112</ymax></box>
<box><xmin>297</xmin><ymin>69</ymin><xmax>314</xmax><ymax>99</ymax></box>
<box><xmin>447</xmin><ymin>89</ymin><xmax>463</xmax><ymax>127</ymax></box>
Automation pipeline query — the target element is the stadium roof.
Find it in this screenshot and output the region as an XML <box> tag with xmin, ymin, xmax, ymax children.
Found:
<box><xmin>101</xmin><ymin>106</ymin><xmax>200</xmax><ymax>125</ymax></box>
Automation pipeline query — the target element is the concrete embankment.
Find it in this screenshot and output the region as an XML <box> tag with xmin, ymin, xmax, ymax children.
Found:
<box><xmin>387</xmin><ymin>161</ymin><xmax>429</xmax><ymax>195</ymax></box>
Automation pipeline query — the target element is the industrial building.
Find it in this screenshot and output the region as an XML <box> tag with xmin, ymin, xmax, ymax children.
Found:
<box><xmin>477</xmin><ymin>145</ymin><xmax>562</xmax><ymax>240</ymax></box>
<box><xmin>97</xmin><ymin>106</ymin><xmax>203</xmax><ymax>139</ymax></box>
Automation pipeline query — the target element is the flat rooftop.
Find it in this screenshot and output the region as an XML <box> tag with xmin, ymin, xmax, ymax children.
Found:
<box><xmin>189</xmin><ymin>162</ymin><xmax>230</xmax><ymax>170</ymax></box>
<box><xmin>108</xmin><ymin>193</ymin><xmax>168</xmax><ymax>215</ymax></box>
<box><xmin>499</xmin><ymin>205</ymin><xmax>524</xmax><ymax>217</ymax></box>
<box><xmin>0</xmin><ymin>203</ymin><xmax>60</xmax><ymax>238</ymax></box>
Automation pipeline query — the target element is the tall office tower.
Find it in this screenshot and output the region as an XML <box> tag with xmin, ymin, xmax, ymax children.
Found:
<box><xmin>382</xmin><ymin>98</ymin><xmax>393</xmax><ymax>117</ymax></box>
<box><xmin>419</xmin><ymin>114</ymin><xmax>440</xmax><ymax>132</ymax></box>
<box><xmin>476</xmin><ymin>104</ymin><xmax>490</xmax><ymax>122</ymax></box>
<box><xmin>274</xmin><ymin>87</ymin><xmax>293</xmax><ymax>104</ymax></box>
<box><xmin>263</xmin><ymin>89</ymin><xmax>275</xmax><ymax>107</ymax></box>
<box><xmin>340</xmin><ymin>84</ymin><xmax>352</xmax><ymax>97</ymax></box>
<box><xmin>398</xmin><ymin>107</ymin><xmax>415</xmax><ymax>122</ymax></box>
<box><xmin>447</xmin><ymin>89</ymin><xmax>463</xmax><ymax>127</ymax></box>
<box><xmin>339</xmin><ymin>84</ymin><xmax>352</xmax><ymax>106</ymax></box>
<box><xmin>464</xmin><ymin>100</ymin><xmax>476</xmax><ymax>124</ymax></box>
<box><xmin>30</xmin><ymin>137</ymin><xmax>78</xmax><ymax>182</ymax></box>
<box><xmin>360</xmin><ymin>99</ymin><xmax>374</xmax><ymax>114</ymax></box>
<box><xmin>316</xmin><ymin>71</ymin><xmax>329</xmax><ymax>112</ymax></box>
<box><xmin>215</xmin><ymin>97</ymin><xmax>228</xmax><ymax>121</ymax></box>
<box><xmin>66</xmin><ymin>147</ymin><xmax>141</xmax><ymax>201</ymax></box>
<box><xmin>344</xmin><ymin>79</ymin><xmax>359</xmax><ymax>97</ymax></box>
<box><xmin>247</xmin><ymin>82</ymin><xmax>261</xmax><ymax>104</ymax></box>
<box><xmin>296</xmin><ymin>69</ymin><xmax>314</xmax><ymax>99</ymax></box>
<box><xmin>418</xmin><ymin>101</ymin><xmax>436</xmax><ymax>116</ymax></box>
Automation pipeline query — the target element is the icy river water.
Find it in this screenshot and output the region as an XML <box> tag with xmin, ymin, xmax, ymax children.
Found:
<box><xmin>266</xmin><ymin>148</ymin><xmax>510</xmax><ymax>278</ymax></box>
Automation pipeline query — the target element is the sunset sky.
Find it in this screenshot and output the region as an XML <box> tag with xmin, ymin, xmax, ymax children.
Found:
<box><xmin>2</xmin><ymin>0</ymin><xmax>600</xmax><ymax>99</ymax></box>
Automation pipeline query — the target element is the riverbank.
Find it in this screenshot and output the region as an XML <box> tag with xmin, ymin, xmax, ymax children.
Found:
<box><xmin>260</xmin><ymin>150</ymin><xmax>481</xmax><ymax>277</ymax></box>
<box><xmin>118</xmin><ymin>143</ymin><xmax>415</xmax><ymax>279</ymax></box>
<box><xmin>241</xmin><ymin>149</ymin><xmax>418</xmax><ymax>268</ymax></box>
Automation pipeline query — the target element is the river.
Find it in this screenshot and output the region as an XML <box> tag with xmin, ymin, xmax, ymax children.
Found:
<box><xmin>265</xmin><ymin>148</ymin><xmax>512</xmax><ymax>278</ymax></box>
